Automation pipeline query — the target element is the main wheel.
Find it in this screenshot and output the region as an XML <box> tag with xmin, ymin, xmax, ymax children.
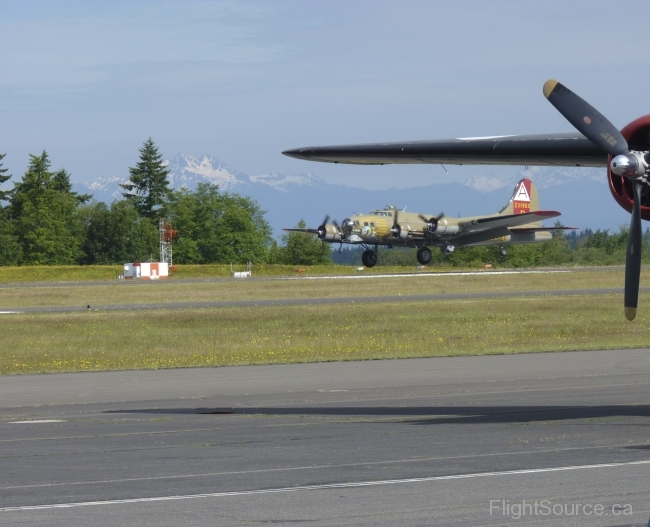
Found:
<box><xmin>416</xmin><ymin>247</ymin><xmax>432</xmax><ymax>265</ymax></box>
<box><xmin>362</xmin><ymin>250</ymin><xmax>377</xmax><ymax>268</ymax></box>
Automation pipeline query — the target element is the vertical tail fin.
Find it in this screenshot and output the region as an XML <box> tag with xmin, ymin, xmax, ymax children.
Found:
<box><xmin>498</xmin><ymin>178</ymin><xmax>540</xmax><ymax>224</ymax></box>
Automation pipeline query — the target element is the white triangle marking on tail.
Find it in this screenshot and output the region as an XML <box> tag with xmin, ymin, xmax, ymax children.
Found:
<box><xmin>514</xmin><ymin>182</ymin><xmax>530</xmax><ymax>202</ymax></box>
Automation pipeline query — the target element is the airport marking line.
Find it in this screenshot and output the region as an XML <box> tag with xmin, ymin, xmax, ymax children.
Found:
<box><xmin>2</xmin><ymin>459</ymin><xmax>649</xmax><ymax>512</ymax></box>
<box><xmin>280</xmin><ymin>269</ymin><xmax>570</xmax><ymax>280</ymax></box>
<box><xmin>8</xmin><ymin>420</ymin><xmax>66</xmax><ymax>424</ymax></box>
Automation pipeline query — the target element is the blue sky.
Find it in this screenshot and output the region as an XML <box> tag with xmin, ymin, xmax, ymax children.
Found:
<box><xmin>2</xmin><ymin>0</ymin><xmax>650</xmax><ymax>190</ymax></box>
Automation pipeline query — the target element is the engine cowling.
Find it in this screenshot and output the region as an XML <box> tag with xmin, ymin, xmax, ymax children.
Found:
<box><xmin>609</xmin><ymin>114</ymin><xmax>650</xmax><ymax>220</ymax></box>
<box><xmin>318</xmin><ymin>224</ymin><xmax>342</xmax><ymax>242</ymax></box>
<box><xmin>428</xmin><ymin>217</ymin><xmax>459</xmax><ymax>235</ymax></box>
<box><xmin>391</xmin><ymin>223</ymin><xmax>409</xmax><ymax>240</ymax></box>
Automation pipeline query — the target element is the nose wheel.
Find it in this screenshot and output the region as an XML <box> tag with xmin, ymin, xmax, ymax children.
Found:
<box><xmin>416</xmin><ymin>247</ymin><xmax>432</xmax><ymax>265</ymax></box>
<box><xmin>361</xmin><ymin>250</ymin><xmax>378</xmax><ymax>268</ymax></box>
<box><xmin>499</xmin><ymin>246</ymin><xmax>507</xmax><ymax>257</ymax></box>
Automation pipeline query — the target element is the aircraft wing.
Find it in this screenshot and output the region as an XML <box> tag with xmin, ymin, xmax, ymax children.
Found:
<box><xmin>457</xmin><ymin>211</ymin><xmax>561</xmax><ymax>234</ymax></box>
<box><xmin>283</xmin><ymin>228</ymin><xmax>320</xmax><ymax>234</ymax></box>
<box><xmin>282</xmin><ymin>133</ymin><xmax>607</xmax><ymax>167</ymax></box>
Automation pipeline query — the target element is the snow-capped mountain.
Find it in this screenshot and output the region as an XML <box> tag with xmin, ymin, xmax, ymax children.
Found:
<box><xmin>463</xmin><ymin>166</ymin><xmax>606</xmax><ymax>193</ymax></box>
<box><xmin>249</xmin><ymin>171</ymin><xmax>328</xmax><ymax>193</ymax></box>
<box><xmin>461</xmin><ymin>175</ymin><xmax>509</xmax><ymax>193</ymax></box>
<box><xmin>75</xmin><ymin>155</ymin><xmax>630</xmax><ymax>236</ymax></box>
<box><xmin>165</xmin><ymin>154</ymin><xmax>246</xmax><ymax>192</ymax></box>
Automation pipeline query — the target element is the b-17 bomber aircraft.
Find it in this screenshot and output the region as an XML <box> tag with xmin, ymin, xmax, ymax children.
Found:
<box><xmin>284</xmin><ymin>178</ymin><xmax>573</xmax><ymax>268</ymax></box>
<box><xmin>283</xmin><ymin>80</ymin><xmax>649</xmax><ymax>319</ymax></box>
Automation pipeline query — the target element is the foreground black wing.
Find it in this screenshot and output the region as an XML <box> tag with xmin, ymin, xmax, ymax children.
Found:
<box><xmin>283</xmin><ymin>133</ymin><xmax>607</xmax><ymax>167</ymax></box>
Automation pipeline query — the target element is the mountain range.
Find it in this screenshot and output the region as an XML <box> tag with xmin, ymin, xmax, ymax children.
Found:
<box><xmin>74</xmin><ymin>154</ymin><xmax>632</xmax><ymax>237</ymax></box>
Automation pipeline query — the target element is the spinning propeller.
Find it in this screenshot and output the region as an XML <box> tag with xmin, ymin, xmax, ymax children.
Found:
<box><xmin>317</xmin><ymin>215</ymin><xmax>330</xmax><ymax>239</ymax></box>
<box><xmin>544</xmin><ymin>80</ymin><xmax>648</xmax><ymax>320</ymax></box>
<box><xmin>419</xmin><ymin>212</ymin><xmax>445</xmax><ymax>234</ymax></box>
<box><xmin>317</xmin><ymin>215</ymin><xmax>342</xmax><ymax>241</ymax></box>
<box><xmin>391</xmin><ymin>208</ymin><xmax>409</xmax><ymax>240</ymax></box>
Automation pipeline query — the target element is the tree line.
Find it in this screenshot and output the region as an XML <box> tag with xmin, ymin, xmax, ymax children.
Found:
<box><xmin>0</xmin><ymin>139</ymin><xmax>329</xmax><ymax>266</ymax></box>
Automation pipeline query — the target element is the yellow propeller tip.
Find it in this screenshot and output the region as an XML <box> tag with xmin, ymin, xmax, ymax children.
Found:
<box><xmin>543</xmin><ymin>79</ymin><xmax>559</xmax><ymax>99</ymax></box>
<box><xmin>625</xmin><ymin>307</ymin><xmax>637</xmax><ymax>321</ymax></box>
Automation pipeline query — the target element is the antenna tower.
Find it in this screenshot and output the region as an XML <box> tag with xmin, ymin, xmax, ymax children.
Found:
<box><xmin>159</xmin><ymin>218</ymin><xmax>177</xmax><ymax>265</ymax></box>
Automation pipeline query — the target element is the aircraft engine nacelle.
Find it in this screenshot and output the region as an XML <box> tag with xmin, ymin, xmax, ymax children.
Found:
<box><xmin>392</xmin><ymin>223</ymin><xmax>409</xmax><ymax>240</ymax></box>
<box><xmin>428</xmin><ymin>217</ymin><xmax>459</xmax><ymax>235</ymax></box>
<box><xmin>318</xmin><ymin>224</ymin><xmax>342</xmax><ymax>242</ymax></box>
<box><xmin>608</xmin><ymin>114</ymin><xmax>650</xmax><ymax>221</ymax></box>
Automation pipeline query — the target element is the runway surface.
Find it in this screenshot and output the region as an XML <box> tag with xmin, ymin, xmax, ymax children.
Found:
<box><xmin>2</xmin><ymin>287</ymin><xmax>650</xmax><ymax>314</ymax></box>
<box><xmin>1</xmin><ymin>349</ymin><xmax>650</xmax><ymax>525</ymax></box>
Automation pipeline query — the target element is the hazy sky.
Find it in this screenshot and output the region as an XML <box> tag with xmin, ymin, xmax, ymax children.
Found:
<box><xmin>2</xmin><ymin>0</ymin><xmax>650</xmax><ymax>190</ymax></box>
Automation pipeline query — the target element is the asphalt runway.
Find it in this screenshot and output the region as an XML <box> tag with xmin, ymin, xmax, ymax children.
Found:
<box><xmin>2</xmin><ymin>287</ymin><xmax>650</xmax><ymax>314</ymax></box>
<box><xmin>1</xmin><ymin>349</ymin><xmax>650</xmax><ymax>526</ymax></box>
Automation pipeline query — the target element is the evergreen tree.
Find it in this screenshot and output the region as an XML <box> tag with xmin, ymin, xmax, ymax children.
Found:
<box><xmin>0</xmin><ymin>152</ymin><xmax>22</xmax><ymax>264</ymax></box>
<box><xmin>120</xmin><ymin>138</ymin><xmax>171</xmax><ymax>219</ymax></box>
<box><xmin>10</xmin><ymin>151</ymin><xmax>83</xmax><ymax>264</ymax></box>
<box><xmin>0</xmin><ymin>153</ymin><xmax>11</xmax><ymax>203</ymax></box>
<box><xmin>51</xmin><ymin>169</ymin><xmax>92</xmax><ymax>204</ymax></box>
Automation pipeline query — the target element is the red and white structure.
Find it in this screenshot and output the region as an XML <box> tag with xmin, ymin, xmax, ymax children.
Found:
<box><xmin>123</xmin><ymin>262</ymin><xmax>169</xmax><ymax>280</ymax></box>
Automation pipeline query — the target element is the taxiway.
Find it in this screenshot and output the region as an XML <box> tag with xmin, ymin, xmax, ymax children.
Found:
<box><xmin>1</xmin><ymin>349</ymin><xmax>649</xmax><ymax>525</ymax></box>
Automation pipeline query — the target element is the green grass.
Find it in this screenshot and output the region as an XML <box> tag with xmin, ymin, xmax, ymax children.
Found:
<box><xmin>2</xmin><ymin>293</ymin><xmax>649</xmax><ymax>375</ymax></box>
<box><xmin>0</xmin><ymin>266</ymin><xmax>124</xmax><ymax>283</ymax></box>
<box><xmin>0</xmin><ymin>268</ymin><xmax>643</xmax><ymax>309</ymax></box>
<box><xmin>0</xmin><ymin>264</ymin><xmax>426</xmax><ymax>283</ymax></box>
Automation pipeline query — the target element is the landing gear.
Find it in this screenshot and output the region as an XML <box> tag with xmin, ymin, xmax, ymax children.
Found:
<box><xmin>441</xmin><ymin>244</ymin><xmax>456</xmax><ymax>255</ymax></box>
<box><xmin>416</xmin><ymin>247</ymin><xmax>432</xmax><ymax>265</ymax></box>
<box><xmin>499</xmin><ymin>246</ymin><xmax>507</xmax><ymax>257</ymax></box>
<box><xmin>361</xmin><ymin>249</ymin><xmax>378</xmax><ymax>268</ymax></box>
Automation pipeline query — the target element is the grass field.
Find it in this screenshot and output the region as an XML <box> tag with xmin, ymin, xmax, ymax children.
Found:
<box><xmin>0</xmin><ymin>263</ymin><xmax>638</xmax><ymax>284</ymax></box>
<box><xmin>0</xmin><ymin>268</ymin><xmax>645</xmax><ymax>309</ymax></box>
<box><xmin>1</xmin><ymin>267</ymin><xmax>648</xmax><ymax>375</ymax></box>
<box><xmin>0</xmin><ymin>264</ymin><xmax>455</xmax><ymax>283</ymax></box>
<box><xmin>1</xmin><ymin>293</ymin><xmax>648</xmax><ymax>375</ymax></box>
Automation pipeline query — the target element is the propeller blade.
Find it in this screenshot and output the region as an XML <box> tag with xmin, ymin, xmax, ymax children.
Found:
<box><xmin>317</xmin><ymin>215</ymin><xmax>333</xmax><ymax>239</ymax></box>
<box><xmin>391</xmin><ymin>208</ymin><xmax>400</xmax><ymax>237</ymax></box>
<box><xmin>419</xmin><ymin>212</ymin><xmax>444</xmax><ymax>234</ymax></box>
<box><xmin>624</xmin><ymin>182</ymin><xmax>643</xmax><ymax>320</ymax></box>
<box><xmin>543</xmin><ymin>79</ymin><xmax>629</xmax><ymax>157</ymax></box>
